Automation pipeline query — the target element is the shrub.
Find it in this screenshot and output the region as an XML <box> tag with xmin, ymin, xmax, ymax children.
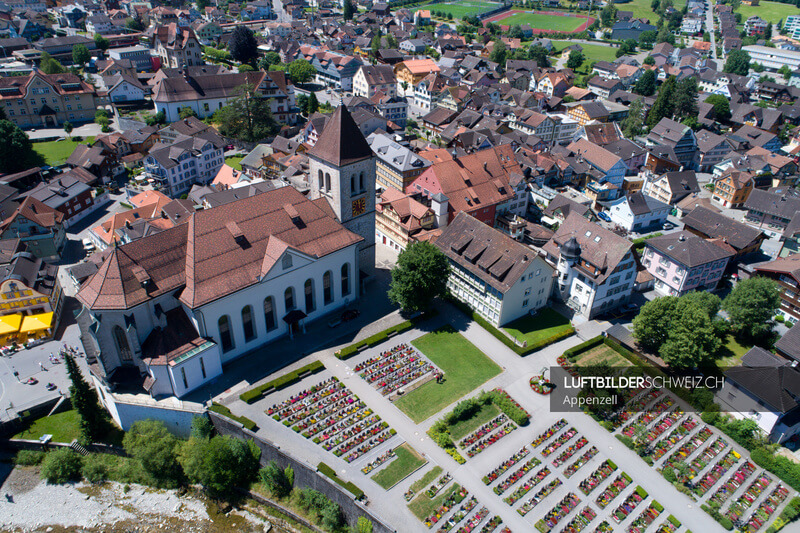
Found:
<box><xmin>260</xmin><ymin>460</ymin><xmax>292</xmax><ymax>497</ymax></box>
<box><xmin>239</xmin><ymin>360</ymin><xmax>325</xmax><ymax>403</ymax></box>
<box><xmin>81</xmin><ymin>454</ymin><xmax>109</xmax><ymax>484</ymax></box>
<box><xmin>15</xmin><ymin>449</ymin><xmax>45</xmax><ymax>465</ymax></box>
<box><xmin>449</xmin><ymin>398</ymin><xmax>481</xmax><ymax>423</ymax></box>
<box><xmin>616</xmin><ymin>434</ymin><xmax>635</xmax><ymax>449</ymax></box>
<box><xmin>296</xmin><ymin>488</ymin><xmax>345</xmax><ymax>529</ymax></box>
<box><xmin>776</xmin><ymin>315</ymin><xmax>786</xmax><ymax>323</ymax></box>
<box><xmin>487</xmin><ymin>389</ymin><xmax>529</xmax><ymax>425</ymax></box>
<box><xmin>41</xmin><ymin>448</ymin><xmax>83</xmax><ymax>484</ymax></box>
<box><xmin>209</xmin><ymin>402</ymin><xmax>257</xmax><ymax>431</ymax></box>
<box><xmin>563</xmin><ymin>336</ymin><xmax>604</xmax><ymax>361</ymax></box>
<box><xmin>317</xmin><ymin>462</ymin><xmax>364</xmax><ymax>498</ymax></box>
<box><xmin>123</xmin><ymin>419</ymin><xmax>183</xmax><ymax>488</ymax></box>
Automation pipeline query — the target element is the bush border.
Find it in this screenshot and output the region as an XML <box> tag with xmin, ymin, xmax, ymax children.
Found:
<box><xmin>239</xmin><ymin>361</ymin><xmax>325</xmax><ymax>404</ymax></box>
<box><xmin>209</xmin><ymin>402</ymin><xmax>258</xmax><ymax>431</ymax></box>
<box><xmin>317</xmin><ymin>461</ymin><xmax>365</xmax><ymax>499</ymax></box>
<box><xmin>334</xmin><ymin>310</ymin><xmax>438</xmax><ymax>360</ymax></box>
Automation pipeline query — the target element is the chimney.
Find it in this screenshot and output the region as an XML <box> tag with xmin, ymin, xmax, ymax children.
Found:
<box><xmin>678</xmin><ymin>234</ymin><xmax>685</xmax><ymax>241</ymax></box>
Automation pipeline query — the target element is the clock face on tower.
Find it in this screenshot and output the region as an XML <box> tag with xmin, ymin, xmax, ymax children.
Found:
<box><xmin>351</xmin><ymin>197</ymin><xmax>366</xmax><ymax>217</ymax></box>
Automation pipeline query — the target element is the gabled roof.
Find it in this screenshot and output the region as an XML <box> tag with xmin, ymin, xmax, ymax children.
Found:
<box><xmin>307</xmin><ymin>105</ymin><xmax>373</xmax><ymax>167</ymax></box>
<box><xmin>682</xmin><ymin>206</ymin><xmax>763</xmax><ymax>251</ymax></box>
<box><xmin>645</xmin><ymin>231</ymin><xmax>733</xmax><ymax>267</ymax></box>
<box><xmin>1</xmin><ymin>196</ymin><xmax>63</xmax><ymax>231</ymax></box>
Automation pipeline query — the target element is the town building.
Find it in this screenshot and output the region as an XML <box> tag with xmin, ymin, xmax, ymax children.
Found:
<box><xmin>0</xmin><ymin>70</ymin><xmax>96</xmax><ymax>129</ymax></box>
<box><xmin>435</xmin><ymin>211</ymin><xmax>554</xmax><ymax>327</ymax></box>
<box><xmin>646</xmin><ymin>118</ymin><xmax>698</xmax><ymax>168</ymax></box>
<box><xmin>0</xmin><ymin>197</ymin><xmax>65</xmax><ymax>259</ymax></box>
<box><xmin>682</xmin><ymin>206</ymin><xmax>765</xmax><ymax>258</ymax></box>
<box><xmin>543</xmin><ymin>214</ymin><xmax>636</xmax><ymax>319</ymax></box>
<box><xmin>394</xmin><ymin>59</ymin><xmax>440</xmax><ymax>96</ymax></box>
<box><xmin>712</xmin><ymin>170</ymin><xmax>754</xmax><ymax>208</ymax></box>
<box><xmin>606</xmin><ymin>191</ymin><xmax>670</xmax><ymax>232</ymax></box>
<box><xmin>744</xmin><ymin>188</ymin><xmax>800</xmax><ymax>238</ymax></box>
<box><xmin>375</xmin><ymin>188</ymin><xmax>435</xmax><ymax>252</ymax></box>
<box><xmin>152</xmin><ymin>24</ymin><xmax>203</xmax><ymax>68</ymax></box>
<box><xmin>143</xmin><ymin>130</ymin><xmax>225</xmax><ymax>197</ymax></box>
<box><xmin>755</xmin><ymin>255</ymin><xmax>800</xmax><ymax>325</ymax></box>
<box><xmin>367</xmin><ymin>132</ymin><xmax>431</xmax><ymax>192</ymax></box>
<box><xmin>352</xmin><ymin>64</ymin><xmax>396</xmax><ymax>99</ymax></box>
<box><xmin>642</xmin><ymin>231</ymin><xmax>734</xmax><ymax>296</ymax></box>
<box><xmin>108</xmin><ymin>46</ymin><xmax>154</xmax><ymax>71</ymax></box>
<box><xmin>744</xmin><ymin>45</ymin><xmax>800</xmax><ymax>71</ymax></box>
<box><xmin>643</xmin><ymin>170</ymin><xmax>700</xmax><ymax>205</ymax></box>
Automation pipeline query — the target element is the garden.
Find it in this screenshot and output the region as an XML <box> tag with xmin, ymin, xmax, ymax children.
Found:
<box><xmin>370</xmin><ymin>443</ymin><xmax>427</xmax><ymax>490</ymax></box>
<box><xmin>32</xmin><ymin>137</ymin><xmax>95</xmax><ymax>167</ymax></box>
<box><xmin>502</xmin><ymin>308</ymin><xmax>574</xmax><ymax>349</ymax></box>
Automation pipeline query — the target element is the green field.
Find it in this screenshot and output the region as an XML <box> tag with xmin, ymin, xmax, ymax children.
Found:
<box><xmin>715</xmin><ymin>335</ymin><xmax>753</xmax><ymax>369</ymax></box>
<box><xmin>498</xmin><ymin>12</ymin><xmax>587</xmax><ymax>31</ymax></box>
<box><xmin>408</xmin><ymin>483</ymin><xmax>462</xmax><ymax>520</ymax></box>
<box><xmin>612</xmin><ymin>0</ymin><xmax>687</xmax><ymax>23</ymax></box>
<box><xmin>503</xmin><ymin>308</ymin><xmax>573</xmax><ymax>347</ymax></box>
<box><xmin>737</xmin><ymin>0</ymin><xmax>797</xmax><ymax>23</ymax></box>
<box><xmin>225</xmin><ymin>156</ymin><xmax>244</xmax><ymax>170</ymax></box>
<box><xmin>32</xmin><ymin>137</ymin><xmax>95</xmax><ymax>167</ymax></box>
<box><xmin>551</xmin><ymin>40</ymin><xmax>619</xmax><ymax>72</ymax></box>
<box><xmin>371</xmin><ymin>444</ymin><xmax>427</xmax><ymax>490</ymax></box>
<box><xmin>411</xmin><ymin>0</ymin><xmax>500</xmax><ymax>19</ymax></box>
<box><xmin>13</xmin><ymin>409</ymin><xmax>82</xmax><ymax>443</ymax></box>
<box><xmin>394</xmin><ymin>327</ymin><xmax>502</xmax><ymax>423</ymax></box>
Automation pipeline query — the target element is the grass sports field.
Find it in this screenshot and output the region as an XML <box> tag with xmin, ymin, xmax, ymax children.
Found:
<box><xmin>496</xmin><ymin>11</ymin><xmax>587</xmax><ymax>31</ymax></box>
<box><xmin>411</xmin><ymin>0</ymin><xmax>500</xmax><ymax>19</ymax></box>
<box><xmin>736</xmin><ymin>0</ymin><xmax>797</xmax><ymax>23</ymax></box>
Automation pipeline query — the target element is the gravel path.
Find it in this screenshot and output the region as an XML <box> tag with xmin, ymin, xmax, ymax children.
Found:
<box><xmin>0</xmin><ymin>466</ymin><xmax>273</xmax><ymax>533</ymax></box>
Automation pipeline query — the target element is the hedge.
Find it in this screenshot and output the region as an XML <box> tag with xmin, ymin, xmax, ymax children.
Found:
<box><xmin>317</xmin><ymin>462</ymin><xmax>364</xmax><ymax>499</ymax></box>
<box><xmin>667</xmin><ymin>515</ymin><xmax>681</xmax><ymax>527</ymax></box>
<box><xmin>334</xmin><ymin>310</ymin><xmax>437</xmax><ymax>360</ymax></box>
<box><xmin>563</xmin><ymin>336</ymin><xmax>605</xmax><ymax>361</ymax></box>
<box><xmin>486</xmin><ymin>389</ymin><xmax>530</xmax><ymax>426</ymax></box>
<box><xmin>448</xmin><ymin>297</ymin><xmax>574</xmax><ymax>356</ymax></box>
<box><xmin>701</xmin><ymin>504</ymin><xmax>734</xmax><ymax>530</ymax></box>
<box><xmin>239</xmin><ymin>360</ymin><xmax>325</xmax><ymax>403</ymax></box>
<box><xmin>635</xmin><ymin>486</ymin><xmax>648</xmax><ymax>499</ymax></box>
<box><xmin>209</xmin><ymin>402</ymin><xmax>258</xmax><ymax>431</ymax></box>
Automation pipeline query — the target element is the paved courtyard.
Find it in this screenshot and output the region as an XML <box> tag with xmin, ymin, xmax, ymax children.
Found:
<box><xmin>215</xmin><ymin>300</ymin><xmax>795</xmax><ymax>532</ymax></box>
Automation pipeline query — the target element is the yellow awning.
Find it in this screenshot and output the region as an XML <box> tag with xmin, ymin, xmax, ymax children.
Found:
<box><xmin>20</xmin><ymin>312</ymin><xmax>53</xmax><ymax>333</ymax></box>
<box><xmin>0</xmin><ymin>314</ymin><xmax>22</xmax><ymax>335</ymax></box>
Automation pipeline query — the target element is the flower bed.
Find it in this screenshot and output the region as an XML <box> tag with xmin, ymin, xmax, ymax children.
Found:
<box><xmin>493</xmin><ymin>457</ymin><xmax>542</xmax><ymax>496</ymax></box>
<box><xmin>504</xmin><ymin>466</ymin><xmax>551</xmax><ymax>505</ymax></box>
<box><xmin>465</xmin><ymin>422</ymin><xmax>517</xmax><ymax>458</ymax></box>
<box><xmin>541</xmin><ymin>427</ymin><xmax>578</xmax><ymax>457</ymax></box>
<box><xmin>595</xmin><ymin>473</ymin><xmax>632</xmax><ymax>509</ymax></box>
<box><xmin>625</xmin><ymin>500</ymin><xmax>663</xmax><ymax>533</ymax></box>
<box><xmin>651</xmin><ymin>416</ymin><xmax>698</xmax><ymax>462</ymax></box>
<box><xmin>479</xmin><ymin>516</ymin><xmax>502</xmax><ymax>533</ymax></box>
<box><xmin>552</xmin><ymin>436</ymin><xmax>587</xmax><ymax>467</ymax></box>
<box><xmin>708</xmin><ymin>460</ymin><xmax>756</xmax><ymax>508</ymax></box>
<box><xmin>423</xmin><ymin>486</ymin><xmax>469</xmax><ymax>528</ymax></box>
<box><xmin>559</xmin><ymin>506</ymin><xmax>597</xmax><ymax>533</ymax></box>
<box><xmin>460</xmin><ymin>415</ymin><xmax>508</xmax><ymax>448</ymax></box>
<box><xmin>683</xmin><ymin>436</ymin><xmax>728</xmax><ymax>482</ymax></box>
<box><xmin>517</xmin><ymin>478</ymin><xmax>563</xmax><ymax>516</ymax></box>
<box><xmin>642</xmin><ymin>409</ymin><xmax>684</xmax><ymax>444</ymax></box>
<box><xmin>661</xmin><ymin>427</ymin><xmax>713</xmax><ymax>471</ymax></box>
<box><xmin>564</xmin><ymin>447</ymin><xmax>599</xmax><ymax>478</ymax></box>
<box><xmin>534</xmin><ymin>492</ymin><xmax>581</xmax><ymax>533</ymax></box>
<box><xmin>692</xmin><ymin>449</ymin><xmax>740</xmax><ymax>496</ymax></box>
<box><xmin>655</xmin><ymin>519</ymin><xmax>679</xmax><ymax>533</ymax></box>
<box><xmin>594</xmin><ymin>521</ymin><xmax>613</xmax><ymax>533</ymax></box>
<box><xmin>530</xmin><ymin>374</ymin><xmax>554</xmax><ymax>395</ymax></box>
<box><xmin>455</xmin><ymin>506</ymin><xmax>489</xmax><ymax>533</ymax></box>
<box><xmin>725</xmin><ymin>471</ymin><xmax>773</xmax><ymax>523</ymax></box>
<box><xmin>579</xmin><ymin>460</ymin><xmax>617</xmax><ymax>495</ymax></box>
<box><xmin>744</xmin><ymin>484</ymin><xmax>789</xmax><ymax>532</ymax></box>
<box><xmin>356</xmin><ymin>343</ymin><xmax>437</xmax><ymax>397</ymax></box>
<box><xmin>427</xmin><ymin>474</ymin><xmax>453</xmax><ymax>498</ymax></box>
<box><xmin>608</xmin><ymin>389</ymin><xmax>663</xmax><ymax>431</ymax></box>
<box><xmin>361</xmin><ymin>447</ymin><xmax>397</xmax><ymax>474</ymax></box>
<box><xmin>343</xmin><ymin>426</ymin><xmax>396</xmax><ymax>463</ymax></box>
<box><xmin>620</xmin><ymin>398</ymin><xmax>674</xmax><ymax>439</ymax></box>
<box><xmin>437</xmin><ymin>496</ymin><xmax>477</xmax><ymax>533</ymax></box>
<box><xmin>532</xmin><ymin>419</ymin><xmax>568</xmax><ymax>448</ymax></box>
<box><xmin>611</xmin><ymin>487</ymin><xmax>647</xmax><ymax>523</ymax></box>
<box><xmin>483</xmin><ymin>447</ymin><xmax>530</xmax><ymax>485</ymax></box>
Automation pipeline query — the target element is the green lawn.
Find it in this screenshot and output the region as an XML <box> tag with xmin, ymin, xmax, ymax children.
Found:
<box><xmin>408</xmin><ymin>483</ymin><xmax>461</xmax><ymax>521</ymax></box>
<box><xmin>411</xmin><ymin>0</ymin><xmax>500</xmax><ymax>19</ymax></box>
<box><xmin>448</xmin><ymin>402</ymin><xmax>499</xmax><ymax>441</ymax></box>
<box><xmin>13</xmin><ymin>409</ymin><xmax>81</xmax><ymax>443</ymax></box>
<box><xmin>395</xmin><ymin>327</ymin><xmax>502</xmax><ymax>423</ymax></box>
<box><xmin>716</xmin><ymin>335</ymin><xmax>753</xmax><ymax>368</ymax></box>
<box><xmin>737</xmin><ymin>1</ymin><xmax>797</xmax><ymax>23</ymax></box>
<box><xmin>371</xmin><ymin>444</ymin><xmax>427</xmax><ymax>490</ymax></box>
<box><xmin>498</xmin><ymin>12</ymin><xmax>588</xmax><ymax>31</ymax></box>
<box><xmin>551</xmin><ymin>41</ymin><xmax>619</xmax><ymax>73</ymax></box>
<box><xmin>225</xmin><ymin>156</ymin><xmax>244</xmax><ymax>170</ymax></box>
<box><xmin>410</xmin><ymin>466</ymin><xmax>444</xmax><ymax>493</ymax></box>
<box><xmin>503</xmin><ymin>308</ymin><xmax>573</xmax><ymax>347</ymax></box>
<box><xmin>32</xmin><ymin>137</ymin><xmax>96</xmax><ymax>167</ymax></box>
<box><xmin>612</xmin><ymin>0</ymin><xmax>686</xmax><ymax>23</ymax></box>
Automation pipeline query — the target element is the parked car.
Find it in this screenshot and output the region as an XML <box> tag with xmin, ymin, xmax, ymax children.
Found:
<box><xmin>597</xmin><ymin>211</ymin><xmax>612</xmax><ymax>222</ymax></box>
<box><xmin>663</xmin><ymin>221</ymin><xmax>675</xmax><ymax>230</ymax></box>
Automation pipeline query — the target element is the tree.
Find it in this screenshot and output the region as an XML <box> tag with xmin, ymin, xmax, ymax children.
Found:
<box><xmin>72</xmin><ymin>44</ymin><xmax>91</xmax><ymax>66</ymax></box>
<box><xmin>259</xmin><ymin>460</ymin><xmax>293</xmax><ymax>497</ymax></box>
<box><xmin>0</xmin><ymin>121</ymin><xmax>38</xmax><ymax>174</ymax></box>
<box><xmin>677</xmin><ymin>290</ymin><xmax>721</xmax><ymax>319</ymax></box>
<box><xmin>296</xmin><ymin>93</ymin><xmax>308</xmax><ymax>115</ymax></box>
<box><xmin>509</xmin><ymin>25</ymin><xmax>524</xmax><ymax>39</ymax></box>
<box><xmin>146</xmin><ymin>110</ymin><xmax>166</xmax><ymax>127</ymax></box>
<box><xmin>179</xmin><ymin>106</ymin><xmax>197</xmax><ymax>119</ymax></box>
<box><xmin>620</xmin><ymin>97</ymin><xmax>646</xmax><ymax>138</ymax></box>
<box><xmin>529</xmin><ymin>45</ymin><xmax>550</xmax><ymax>67</ymax></box>
<box><xmin>633</xmin><ymin>69</ymin><xmax>657</xmax><ymax>96</ymax></box>
<box><xmin>63</xmin><ymin>121</ymin><xmax>73</xmax><ymax>140</ymax></box>
<box><xmin>40</xmin><ymin>448</ymin><xmax>83</xmax><ymax>484</ymax></box>
<box><xmin>673</xmin><ymin>76</ymin><xmax>698</xmax><ymax>120</ymax></box>
<box><xmin>722</xmin><ymin>277</ymin><xmax>781</xmax><ymax>341</ymax></box>
<box><xmin>197</xmin><ymin>0</ymin><xmax>210</xmax><ymax>11</ymax></box>
<box><xmin>489</xmin><ymin>40</ymin><xmax>507</xmax><ymax>66</ymax></box>
<box><xmin>600</xmin><ymin>0</ymin><xmax>617</xmax><ymax>26</ymax></box>
<box><xmin>643</xmin><ymin>55</ymin><xmax>656</xmax><ymax>65</ymax></box>
<box><xmin>386</xmin><ymin>33</ymin><xmax>398</xmax><ymax>49</ymax></box>
<box><xmin>287</xmin><ymin>59</ymin><xmax>316</xmax><ymax>83</ymax></box>
<box><xmin>639</xmin><ymin>29</ymin><xmax>657</xmax><ymax>46</ymax></box>
<box><xmin>190</xmin><ymin>416</ymin><xmax>214</xmax><ymax>440</ymax></box>
<box><xmin>659</xmin><ymin>303</ymin><xmax>720</xmax><ymax>368</ymax></box>
<box><xmin>343</xmin><ymin>0</ymin><xmax>354</xmax><ymax>20</ymax></box>
<box><xmin>705</xmin><ymin>94</ymin><xmax>731</xmax><ymax>122</ymax></box>
<box><xmin>229</xmin><ymin>26</ymin><xmax>258</xmax><ymax>65</ymax></box>
<box><xmin>779</xmin><ymin>64</ymin><xmax>792</xmax><ymax>80</ymax></box>
<box><xmin>39</xmin><ymin>52</ymin><xmax>65</xmax><ymax>74</ymax></box>
<box><xmin>64</xmin><ymin>353</ymin><xmax>109</xmax><ymax>444</ymax></box>
<box><xmin>724</xmin><ymin>49</ymin><xmax>751</xmax><ymax>76</ymax></box>
<box><xmin>647</xmin><ymin>74</ymin><xmax>676</xmax><ymax>127</ymax></box>
<box><xmin>123</xmin><ymin>419</ymin><xmax>183</xmax><ymax>488</ymax></box>
<box><xmin>214</xmin><ymin>83</ymin><xmax>279</xmax><ymax>142</ymax></box>
<box><xmin>370</xmin><ymin>34</ymin><xmax>382</xmax><ymax>55</ymax></box>
<box><xmin>388</xmin><ymin>241</ymin><xmax>450</xmax><ymax>312</ymax></box>
<box><xmin>566</xmin><ymin>50</ymin><xmax>585</xmax><ymax>70</ymax></box>
<box><xmin>656</xmin><ymin>24</ymin><xmax>675</xmax><ymax>45</ymax></box>
<box><xmin>357</xmin><ymin>517</ymin><xmax>374</xmax><ymax>533</ymax></box>
<box><xmin>258</xmin><ymin>51</ymin><xmax>281</xmax><ymax>70</ymax></box>
<box><xmin>616</xmin><ymin>39</ymin><xmax>638</xmax><ymax>58</ymax></box>
<box><xmin>633</xmin><ymin>296</ymin><xmax>679</xmax><ymax>351</ymax></box>
<box><xmin>179</xmin><ymin>435</ymin><xmax>260</xmax><ymax>497</ymax></box>
<box><xmin>307</xmin><ymin>91</ymin><xmax>319</xmax><ymax>114</ymax></box>
<box><xmin>94</xmin><ymin>34</ymin><xmax>109</xmax><ymax>54</ymax></box>
<box><xmin>125</xmin><ymin>17</ymin><xmax>145</xmax><ymax>31</ymax></box>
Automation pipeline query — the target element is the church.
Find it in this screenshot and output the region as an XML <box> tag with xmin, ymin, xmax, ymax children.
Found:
<box><xmin>76</xmin><ymin>106</ymin><xmax>377</xmax><ymax>426</ymax></box>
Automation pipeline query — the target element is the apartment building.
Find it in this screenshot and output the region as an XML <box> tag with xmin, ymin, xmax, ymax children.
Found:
<box><xmin>646</xmin><ymin>118</ymin><xmax>698</xmax><ymax>168</ymax></box>
<box><xmin>643</xmin><ymin>170</ymin><xmax>700</xmax><ymax>205</ymax></box>
<box><xmin>755</xmin><ymin>255</ymin><xmax>800</xmax><ymax>324</ymax></box>
<box><xmin>143</xmin><ymin>130</ymin><xmax>225</xmax><ymax>197</ymax></box>
<box><xmin>712</xmin><ymin>170</ymin><xmax>754</xmax><ymax>208</ymax></box>
<box><xmin>0</xmin><ymin>70</ymin><xmax>96</xmax><ymax>129</ymax></box>
<box><xmin>352</xmin><ymin>64</ymin><xmax>396</xmax><ymax>99</ymax></box>
<box><xmin>642</xmin><ymin>232</ymin><xmax>733</xmax><ymax>296</ymax></box>
<box><xmin>367</xmin><ymin>132</ymin><xmax>431</xmax><ymax>192</ymax></box>
<box><xmin>744</xmin><ymin>45</ymin><xmax>800</xmax><ymax>71</ymax></box>
<box><xmin>152</xmin><ymin>24</ymin><xmax>203</xmax><ymax>68</ymax></box>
